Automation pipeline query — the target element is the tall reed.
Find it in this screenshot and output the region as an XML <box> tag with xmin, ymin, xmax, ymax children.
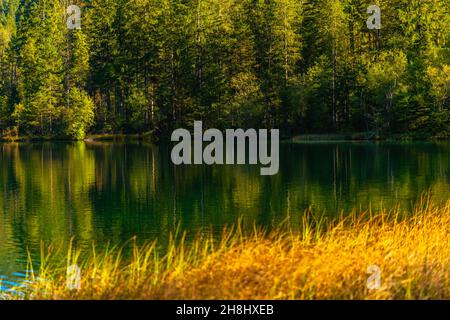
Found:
<box><xmin>17</xmin><ymin>197</ymin><xmax>450</xmax><ymax>299</ymax></box>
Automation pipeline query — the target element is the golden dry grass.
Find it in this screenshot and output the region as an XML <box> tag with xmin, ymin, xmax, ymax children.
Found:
<box><xmin>23</xmin><ymin>197</ymin><xmax>450</xmax><ymax>300</ymax></box>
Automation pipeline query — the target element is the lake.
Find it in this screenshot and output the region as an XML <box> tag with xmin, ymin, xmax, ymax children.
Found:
<box><xmin>1</xmin><ymin>141</ymin><xmax>450</xmax><ymax>288</ymax></box>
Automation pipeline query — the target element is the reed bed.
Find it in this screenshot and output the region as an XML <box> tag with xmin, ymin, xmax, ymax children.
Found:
<box><xmin>19</xmin><ymin>197</ymin><xmax>450</xmax><ymax>300</ymax></box>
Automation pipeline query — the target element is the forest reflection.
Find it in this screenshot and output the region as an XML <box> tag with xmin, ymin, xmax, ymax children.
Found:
<box><xmin>1</xmin><ymin>141</ymin><xmax>449</xmax><ymax>274</ymax></box>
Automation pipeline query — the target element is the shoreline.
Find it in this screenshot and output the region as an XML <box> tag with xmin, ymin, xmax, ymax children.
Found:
<box><xmin>1</xmin><ymin>132</ymin><xmax>449</xmax><ymax>143</ymax></box>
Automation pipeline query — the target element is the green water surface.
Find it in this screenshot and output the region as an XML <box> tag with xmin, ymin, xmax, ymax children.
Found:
<box><xmin>0</xmin><ymin>141</ymin><xmax>449</xmax><ymax>278</ymax></box>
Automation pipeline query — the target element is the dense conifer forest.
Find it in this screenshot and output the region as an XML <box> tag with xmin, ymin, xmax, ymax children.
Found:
<box><xmin>0</xmin><ymin>0</ymin><xmax>449</xmax><ymax>139</ymax></box>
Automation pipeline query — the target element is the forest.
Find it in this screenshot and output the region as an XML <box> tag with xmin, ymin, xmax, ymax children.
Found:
<box><xmin>0</xmin><ymin>0</ymin><xmax>449</xmax><ymax>140</ymax></box>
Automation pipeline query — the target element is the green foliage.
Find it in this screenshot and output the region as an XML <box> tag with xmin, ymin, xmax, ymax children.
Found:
<box><xmin>0</xmin><ymin>0</ymin><xmax>449</xmax><ymax>139</ymax></box>
<box><xmin>359</xmin><ymin>51</ymin><xmax>409</xmax><ymax>132</ymax></box>
<box><xmin>63</xmin><ymin>88</ymin><xmax>94</xmax><ymax>140</ymax></box>
<box><xmin>126</xmin><ymin>86</ymin><xmax>150</xmax><ymax>132</ymax></box>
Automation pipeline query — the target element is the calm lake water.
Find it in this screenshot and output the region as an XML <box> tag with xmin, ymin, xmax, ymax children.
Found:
<box><xmin>1</xmin><ymin>141</ymin><xmax>450</xmax><ymax>287</ymax></box>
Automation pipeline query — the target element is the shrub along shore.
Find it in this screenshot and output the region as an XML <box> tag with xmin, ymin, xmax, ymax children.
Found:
<box><xmin>13</xmin><ymin>197</ymin><xmax>450</xmax><ymax>300</ymax></box>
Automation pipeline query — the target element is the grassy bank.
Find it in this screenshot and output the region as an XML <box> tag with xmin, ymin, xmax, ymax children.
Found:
<box><xmin>0</xmin><ymin>131</ymin><xmax>156</xmax><ymax>143</ymax></box>
<box><xmin>291</xmin><ymin>132</ymin><xmax>450</xmax><ymax>142</ymax></box>
<box><xmin>16</xmin><ymin>198</ymin><xmax>450</xmax><ymax>300</ymax></box>
<box><xmin>85</xmin><ymin>131</ymin><xmax>155</xmax><ymax>142</ymax></box>
<box><xmin>2</xmin><ymin>131</ymin><xmax>448</xmax><ymax>143</ymax></box>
